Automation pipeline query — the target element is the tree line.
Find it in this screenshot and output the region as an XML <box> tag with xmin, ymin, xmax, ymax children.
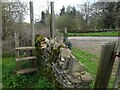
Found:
<box><xmin>1</xmin><ymin>1</ymin><xmax>120</xmax><ymax>56</ymax></box>
<box><xmin>38</xmin><ymin>1</ymin><xmax>120</xmax><ymax>30</ymax></box>
<box><xmin>2</xmin><ymin>1</ymin><xmax>120</xmax><ymax>40</ymax></box>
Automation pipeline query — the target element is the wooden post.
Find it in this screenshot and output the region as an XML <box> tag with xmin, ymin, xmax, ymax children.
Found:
<box><xmin>50</xmin><ymin>2</ymin><xmax>55</xmax><ymax>81</ymax></box>
<box><xmin>30</xmin><ymin>1</ymin><xmax>37</xmax><ymax>67</ymax></box>
<box><xmin>50</xmin><ymin>2</ymin><xmax>55</xmax><ymax>38</ymax></box>
<box><xmin>14</xmin><ymin>9</ymin><xmax>23</xmax><ymax>70</ymax></box>
<box><xmin>63</xmin><ymin>27</ymin><xmax>68</xmax><ymax>44</ymax></box>
<box><xmin>113</xmin><ymin>42</ymin><xmax>120</xmax><ymax>88</ymax></box>
<box><xmin>0</xmin><ymin>2</ymin><xmax>2</xmax><ymax>53</ymax></box>
<box><xmin>113</xmin><ymin>62</ymin><xmax>120</xmax><ymax>89</ymax></box>
<box><xmin>0</xmin><ymin>2</ymin><xmax>2</xmax><ymax>89</ymax></box>
<box><xmin>30</xmin><ymin>1</ymin><xmax>35</xmax><ymax>46</ymax></box>
<box><xmin>94</xmin><ymin>42</ymin><xmax>117</xmax><ymax>88</ymax></box>
<box><xmin>15</xmin><ymin>21</ymin><xmax>20</xmax><ymax>70</ymax></box>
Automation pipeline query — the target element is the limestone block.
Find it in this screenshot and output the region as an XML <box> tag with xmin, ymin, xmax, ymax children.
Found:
<box><xmin>62</xmin><ymin>57</ymin><xmax>70</xmax><ymax>70</ymax></box>
<box><xmin>60</xmin><ymin>48</ymin><xmax>72</xmax><ymax>58</ymax></box>
<box><xmin>81</xmin><ymin>72</ymin><xmax>93</xmax><ymax>85</ymax></box>
<box><xmin>66</xmin><ymin>74</ymin><xmax>82</xmax><ymax>84</ymax></box>
<box><xmin>68</xmin><ymin>55</ymin><xmax>86</xmax><ymax>72</ymax></box>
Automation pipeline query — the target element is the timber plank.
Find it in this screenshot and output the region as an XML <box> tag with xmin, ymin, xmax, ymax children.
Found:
<box><xmin>16</xmin><ymin>56</ymin><xmax>37</xmax><ymax>61</ymax></box>
<box><xmin>17</xmin><ymin>68</ymin><xmax>38</xmax><ymax>74</ymax></box>
<box><xmin>15</xmin><ymin>46</ymin><xmax>35</xmax><ymax>50</ymax></box>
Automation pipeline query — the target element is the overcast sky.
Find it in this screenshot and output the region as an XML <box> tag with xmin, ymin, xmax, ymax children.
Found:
<box><xmin>16</xmin><ymin>0</ymin><xmax>97</xmax><ymax>22</ymax></box>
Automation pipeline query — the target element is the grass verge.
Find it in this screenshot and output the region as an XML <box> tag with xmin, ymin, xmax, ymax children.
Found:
<box><xmin>2</xmin><ymin>56</ymin><xmax>52</xmax><ymax>88</ymax></box>
<box><xmin>71</xmin><ymin>47</ymin><xmax>114</xmax><ymax>88</ymax></box>
<box><xmin>68</xmin><ymin>31</ymin><xmax>119</xmax><ymax>37</ymax></box>
<box><xmin>2</xmin><ymin>48</ymin><xmax>116</xmax><ymax>88</ymax></box>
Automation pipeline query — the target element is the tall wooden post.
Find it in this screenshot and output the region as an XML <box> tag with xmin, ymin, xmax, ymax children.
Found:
<box><xmin>30</xmin><ymin>1</ymin><xmax>37</xmax><ymax>67</ymax></box>
<box><xmin>14</xmin><ymin>9</ymin><xmax>22</xmax><ymax>70</ymax></box>
<box><xmin>113</xmin><ymin>42</ymin><xmax>120</xmax><ymax>88</ymax></box>
<box><xmin>113</xmin><ymin>62</ymin><xmax>120</xmax><ymax>89</ymax></box>
<box><xmin>0</xmin><ymin>2</ymin><xmax>2</xmax><ymax>53</ymax></box>
<box><xmin>30</xmin><ymin>1</ymin><xmax>35</xmax><ymax>46</ymax></box>
<box><xmin>112</xmin><ymin>9</ymin><xmax>119</xmax><ymax>89</ymax></box>
<box><xmin>50</xmin><ymin>2</ymin><xmax>55</xmax><ymax>38</ymax></box>
<box><xmin>94</xmin><ymin>42</ymin><xmax>117</xmax><ymax>88</ymax></box>
<box><xmin>63</xmin><ymin>27</ymin><xmax>68</xmax><ymax>44</ymax></box>
<box><xmin>15</xmin><ymin>29</ymin><xmax>20</xmax><ymax>70</ymax></box>
<box><xmin>0</xmin><ymin>2</ymin><xmax>2</xmax><ymax>89</ymax></box>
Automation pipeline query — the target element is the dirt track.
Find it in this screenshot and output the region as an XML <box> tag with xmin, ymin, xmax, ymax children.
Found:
<box><xmin>68</xmin><ymin>36</ymin><xmax>118</xmax><ymax>55</ymax></box>
<box><xmin>68</xmin><ymin>36</ymin><xmax>119</xmax><ymax>85</ymax></box>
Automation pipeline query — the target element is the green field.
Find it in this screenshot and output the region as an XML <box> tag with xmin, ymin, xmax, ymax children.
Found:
<box><xmin>71</xmin><ymin>48</ymin><xmax>114</xmax><ymax>88</ymax></box>
<box><xmin>68</xmin><ymin>31</ymin><xmax>119</xmax><ymax>37</ymax></box>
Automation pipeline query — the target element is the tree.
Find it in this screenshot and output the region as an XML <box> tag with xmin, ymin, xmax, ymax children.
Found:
<box><xmin>72</xmin><ymin>6</ymin><xmax>76</xmax><ymax>16</ymax></box>
<box><xmin>35</xmin><ymin>10</ymin><xmax>50</xmax><ymax>29</ymax></box>
<box><xmin>87</xmin><ymin>2</ymin><xmax>105</xmax><ymax>29</ymax></box>
<box><xmin>40</xmin><ymin>11</ymin><xmax>46</xmax><ymax>24</ymax></box>
<box><xmin>56</xmin><ymin>6</ymin><xmax>82</xmax><ymax>30</ymax></box>
<box><xmin>56</xmin><ymin>14</ymin><xmax>80</xmax><ymax>30</ymax></box>
<box><xmin>66</xmin><ymin>6</ymin><xmax>77</xmax><ymax>16</ymax></box>
<box><xmin>2</xmin><ymin>2</ymin><xmax>27</xmax><ymax>40</ymax></box>
<box><xmin>77</xmin><ymin>2</ymin><xmax>91</xmax><ymax>29</ymax></box>
<box><xmin>90</xmin><ymin>1</ymin><xmax>120</xmax><ymax>29</ymax></box>
<box><xmin>102</xmin><ymin>2</ymin><xmax>117</xmax><ymax>29</ymax></box>
<box><xmin>60</xmin><ymin>6</ymin><xmax>65</xmax><ymax>16</ymax></box>
<box><xmin>2</xmin><ymin>2</ymin><xmax>29</xmax><ymax>56</ymax></box>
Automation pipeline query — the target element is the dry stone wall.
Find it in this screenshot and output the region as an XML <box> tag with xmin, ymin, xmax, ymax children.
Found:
<box><xmin>35</xmin><ymin>35</ymin><xmax>93</xmax><ymax>88</ymax></box>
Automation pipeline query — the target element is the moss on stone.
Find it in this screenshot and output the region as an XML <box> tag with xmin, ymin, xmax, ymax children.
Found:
<box><xmin>35</xmin><ymin>35</ymin><xmax>62</xmax><ymax>88</ymax></box>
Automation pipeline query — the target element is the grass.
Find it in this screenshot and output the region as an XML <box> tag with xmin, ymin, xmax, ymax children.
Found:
<box><xmin>2</xmin><ymin>56</ymin><xmax>52</xmax><ymax>88</ymax></box>
<box><xmin>2</xmin><ymin>48</ymin><xmax>116</xmax><ymax>88</ymax></box>
<box><xmin>72</xmin><ymin>48</ymin><xmax>98</xmax><ymax>78</ymax></box>
<box><xmin>71</xmin><ymin>47</ymin><xmax>114</xmax><ymax>88</ymax></box>
<box><xmin>68</xmin><ymin>31</ymin><xmax>119</xmax><ymax>37</ymax></box>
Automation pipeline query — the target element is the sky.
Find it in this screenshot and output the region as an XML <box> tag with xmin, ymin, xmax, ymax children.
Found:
<box><xmin>13</xmin><ymin>0</ymin><xmax>97</xmax><ymax>22</ymax></box>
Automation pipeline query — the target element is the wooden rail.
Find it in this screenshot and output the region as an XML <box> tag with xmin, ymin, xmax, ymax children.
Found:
<box><xmin>16</xmin><ymin>68</ymin><xmax>38</xmax><ymax>74</ymax></box>
<box><xmin>16</xmin><ymin>56</ymin><xmax>37</xmax><ymax>61</ymax></box>
<box><xmin>15</xmin><ymin>47</ymin><xmax>35</xmax><ymax>50</ymax></box>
